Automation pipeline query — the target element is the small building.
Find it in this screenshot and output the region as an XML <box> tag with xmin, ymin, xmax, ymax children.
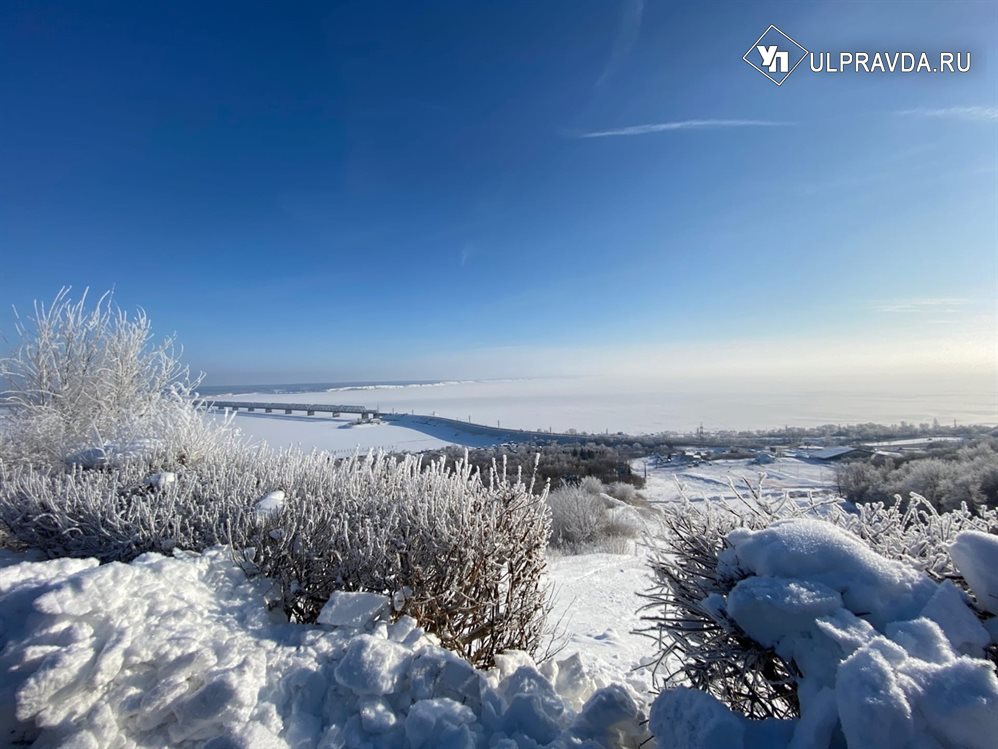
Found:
<box><xmin>808</xmin><ymin>446</ymin><xmax>868</xmax><ymax>462</ymax></box>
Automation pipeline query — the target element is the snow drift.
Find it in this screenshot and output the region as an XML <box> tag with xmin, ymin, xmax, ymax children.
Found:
<box><xmin>0</xmin><ymin>547</ymin><xmax>648</xmax><ymax>748</ymax></box>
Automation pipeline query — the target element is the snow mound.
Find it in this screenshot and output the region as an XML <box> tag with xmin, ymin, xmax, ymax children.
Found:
<box><xmin>317</xmin><ymin>591</ymin><xmax>392</xmax><ymax>629</ymax></box>
<box><xmin>649</xmin><ymin>687</ymin><xmax>745</xmax><ymax>749</ymax></box>
<box><xmin>950</xmin><ymin>529</ymin><xmax>998</xmax><ymax>615</ymax></box>
<box><xmin>722</xmin><ymin>519</ymin><xmax>937</xmax><ymax>628</ymax></box>
<box><xmin>0</xmin><ymin>548</ymin><xmax>649</xmax><ymax>748</ymax></box>
<box><xmin>653</xmin><ymin>519</ymin><xmax>998</xmax><ymax>749</ymax></box>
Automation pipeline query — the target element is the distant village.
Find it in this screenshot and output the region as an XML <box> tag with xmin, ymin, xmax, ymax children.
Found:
<box><xmin>662</xmin><ymin>435</ymin><xmax>971</xmax><ymax>467</ymax></box>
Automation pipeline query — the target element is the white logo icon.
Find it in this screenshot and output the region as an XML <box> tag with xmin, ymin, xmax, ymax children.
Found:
<box><xmin>744</xmin><ymin>25</ymin><xmax>809</xmax><ymax>86</ymax></box>
<box><xmin>757</xmin><ymin>45</ymin><xmax>789</xmax><ymax>73</ymax></box>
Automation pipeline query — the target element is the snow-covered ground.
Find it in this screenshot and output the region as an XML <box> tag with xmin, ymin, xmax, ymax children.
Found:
<box><xmin>637</xmin><ymin>456</ymin><xmax>837</xmax><ymax>505</ymax></box>
<box><xmin>5</xmin><ymin>513</ymin><xmax>997</xmax><ymax>748</ymax></box>
<box><xmin>6</xmin><ymin>387</ymin><xmax>997</xmax><ymax>747</ymax></box>
<box><xmin>0</xmin><ymin>547</ymin><xmax>650</xmax><ymax>748</ymax></box>
<box><xmin>210</xmin><ymin>410</ymin><xmax>505</xmax><ymax>456</ymax></box>
<box><xmin>545</xmin><ymin>550</ymin><xmax>656</xmax><ymax>698</ymax></box>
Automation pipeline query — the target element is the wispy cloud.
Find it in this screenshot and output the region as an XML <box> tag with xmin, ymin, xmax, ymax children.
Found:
<box><xmin>871</xmin><ymin>298</ymin><xmax>969</xmax><ymax>314</ymax></box>
<box><xmin>579</xmin><ymin>119</ymin><xmax>790</xmax><ymax>138</ymax></box>
<box><xmin>595</xmin><ymin>0</ymin><xmax>644</xmax><ymax>90</ymax></box>
<box><xmin>898</xmin><ymin>106</ymin><xmax>998</xmax><ymax>122</ymax></box>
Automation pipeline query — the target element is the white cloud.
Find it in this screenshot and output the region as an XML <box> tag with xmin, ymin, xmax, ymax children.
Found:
<box><xmin>898</xmin><ymin>106</ymin><xmax>998</xmax><ymax>122</ymax></box>
<box><xmin>871</xmin><ymin>298</ymin><xmax>969</xmax><ymax>314</ymax></box>
<box><xmin>579</xmin><ymin>119</ymin><xmax>790</xmax><ymax>138</ymax></box>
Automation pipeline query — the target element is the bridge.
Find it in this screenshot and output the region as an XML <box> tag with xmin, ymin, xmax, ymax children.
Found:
<box><xmin>206</xmin><ymin>400</ymin><xmax>380</xmax><ymax>420</ymax></box>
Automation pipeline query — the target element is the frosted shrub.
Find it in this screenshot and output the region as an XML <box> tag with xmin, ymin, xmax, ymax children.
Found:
<box><xmin>548</xmin><ymin>485</ymin><xmax>609</xmax><ymax>550</ymax></box>
<box><xmin>547</xmin><ymin>477</ymin><xmax>642</xmax><ymax>553</ymax></box>
<box><xmin>0</xmin><ymin>289</ymin><xmax>223</xmax><ymax>468</ymax></box>
<box><xmin>604</xmin><ymin>481</ymin><xmax>649</xmax><ymax>508</ymax></box>
<box><xmin>836</xmin><ymin>441</ymin><xmax>998</xmax><ymax>513</ymax></box>
<box><xmin>830</xmin><ymin>493</ymin><xmax>998</xmax><ymax>579</ymax></box>
<box><xmin>243</xmin><ymin>451</ymin><xmax>552</xmax><ymax>667</ymax></box>
<box><xmin>0</xmin><ymin>449</ymin><xmax>552</xmax><ymax>668</ymax></box>
<box><xmin>641</xmin><ymin>486</ymin><xmax>998</xmax><ymax>719</ymax></box>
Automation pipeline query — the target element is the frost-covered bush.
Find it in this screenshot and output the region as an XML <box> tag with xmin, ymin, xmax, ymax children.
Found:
<box><xmin>836</xmin><ymin>439</ymin><xmax>998</xmax><ymax>513</ymax></box>
<box><xmin>547</xmin><ymin>477</ymin><xmax>642</xmax><ymax>553</ymax></box>
<box><xmin>603</xmin><ymin>481</ymin><xmax>651</xmax><ymax>509</ymax></box>
<box><xmin>0</xmin><ymin>289</ymin><xmax>223</xmax><ymax>468</ymax></box>
<box><xmin>548</xmin><ymin>485</ymin><xmax>609</xmax><ymax>550</ymax></box>
<box><xmin>641</xmin><ymin>486</ymin><xmax>998</xmax><ymax>720</ymax></box>
<box><xmin>243</xmin><ymin>451</ymin><xmax>552</xmax><ymax>667</ymax></box>
<box><xmin>0</xmin><ymin>449</ymin><xmax>551</xmax><ymax>668</ymax></box>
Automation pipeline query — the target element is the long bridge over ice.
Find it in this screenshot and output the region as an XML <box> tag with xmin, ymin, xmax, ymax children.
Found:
<box><xmin>206</xmin><ymin>400</ymin><xmax>380</xmax><ymax>420</ymax></box>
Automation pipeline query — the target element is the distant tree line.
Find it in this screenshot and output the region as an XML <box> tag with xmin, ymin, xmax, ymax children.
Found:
<box><xmin>419</xmin><ymin>443</ymin><xmax>646</xmax><ymax>491</ymax></box>
<box><xmin>416</xmin><ymin>422</ymin><xmax>995</xmax><ymax>454</ymax></box>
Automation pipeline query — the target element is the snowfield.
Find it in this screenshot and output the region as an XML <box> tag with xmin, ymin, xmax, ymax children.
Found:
<box><xmin>0</xmin><ymin>547</ymin><xmax>650</xmax><ymax>748</ymax></box>
<box><xmin>6</xmin><ymin>383</ymin><xmax>998</xmax><ymax>748</ymax></box>
<box><xmin>637</xmin><ymin>456</ymin><xmax>837</xmax><ymax>505</ymax></box>
<box><xmin>208</xmin><ymin>411</ymin><xmax>503</xmax><ymax>456</ymax></box>
<box><xmin>208</xmin><ymin>375</ymin><xmax>997</xmax><ymax>437</ymax></box>
<box><xmin>4</xmin><ymin>287</ymin><xmax>995</xmax><ymax>749</ymax></box>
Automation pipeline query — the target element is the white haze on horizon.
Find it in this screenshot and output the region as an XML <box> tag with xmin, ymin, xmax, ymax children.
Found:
<box><xmin>202</xmin><ymin>327</ymin><xmax>997</xmax><ymax>431</ymax></box>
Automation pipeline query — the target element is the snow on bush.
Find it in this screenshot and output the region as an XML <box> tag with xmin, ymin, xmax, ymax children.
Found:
<box><xmin>0</xmin><ymin>289</ymin><xmax>227</xmax><ymax>469</ymax></box>
<box><xmin>548</xmin><ymin>484</ymin><xmax>610</xmax><ymax>550</ymax></box>
<box><xmin>642</xmin><ymin>487</ymin><xmax>998</xmax><ymax>719</ymax></box>
<box><xmin>647</xmin><ymin>515</ymin><xmax>998</xmax><ymax>749</ymax></box>
<box><xmin>0</xmin><ymin>547</ymin><xmax>648</xmax><ymax>748</ymax></box>
<box><xmin>950</xmin><ymin>530</ymin><xmax>998</xmax><ymax>616</ymax></box>
<box><xmin>0</xmin><ymin>449</ymin><xmax>552</xmax><ymax>668</ymax></box>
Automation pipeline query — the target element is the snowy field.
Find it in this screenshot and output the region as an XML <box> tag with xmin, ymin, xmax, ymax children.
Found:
<box><xmin>7</xmin><ymin>372</ymin><xmax>998</xmax><ymax>747</ymax></box>
<box><xmin>207</xmin><ymin>375</ymin><xmax>996</xmax><ymax>435</ymax></box>
<box><xmin>209</xmin><ymin>410</ymin><xmax>505</xmax><ymax>456</ymax></box>
<box><xmin>637</xmin><ymin>456</ymin><xmax>838</xmax><ymax>505</ymax></box>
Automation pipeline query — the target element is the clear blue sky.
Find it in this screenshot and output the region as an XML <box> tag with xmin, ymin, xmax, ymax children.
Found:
<box><xmin>1</xmin><ymin>1</ymin><xmax>995</xmax><ymax>384</ymax></box>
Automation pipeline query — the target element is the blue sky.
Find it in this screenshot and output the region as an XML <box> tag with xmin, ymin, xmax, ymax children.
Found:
<box><xmin>0</xmin><ymin>1</ymin><xmax>995</xmax><ymax>385</ymax></box>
